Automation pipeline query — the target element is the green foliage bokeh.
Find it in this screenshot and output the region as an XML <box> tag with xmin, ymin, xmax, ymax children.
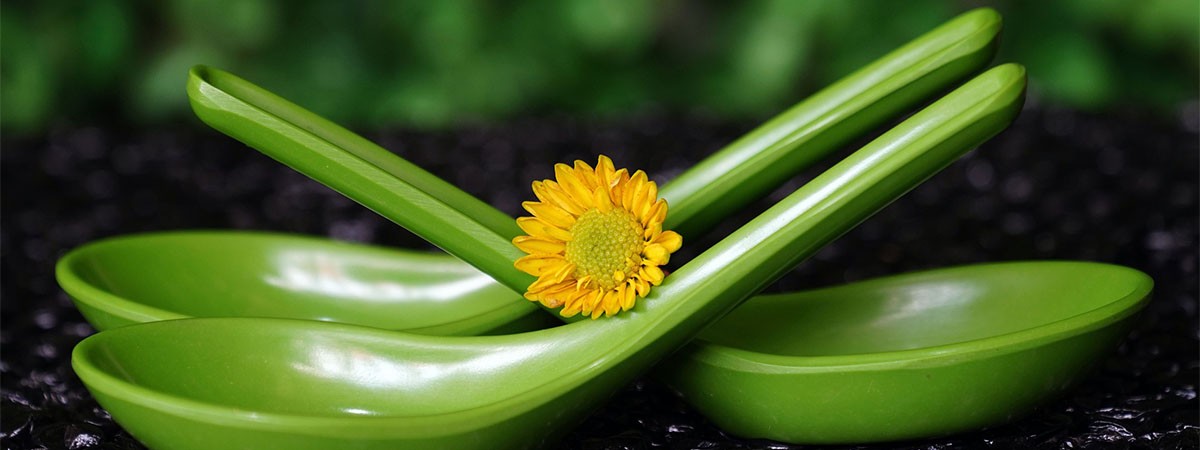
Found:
<box><xmin>2</xmin><ymin>0</ymin><xmax>1196</xmax><ymax>134</ymax></box>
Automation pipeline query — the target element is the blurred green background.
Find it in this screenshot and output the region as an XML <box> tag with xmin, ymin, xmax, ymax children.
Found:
<box><xmin>2</xmin><ymin>0</ymin><xmax>1197</xmax><ymax>135</ymax></box>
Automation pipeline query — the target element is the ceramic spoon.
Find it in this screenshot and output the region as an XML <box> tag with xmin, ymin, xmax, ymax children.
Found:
<box><xmin>72</xmin><ymin>64</ymin><xmax>1027</xmax><ymax>449</ymax></box>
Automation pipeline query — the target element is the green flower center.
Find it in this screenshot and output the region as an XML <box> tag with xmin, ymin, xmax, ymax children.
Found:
<box><xmin>565</xmin><ymin>208</ymin><xmax>643</xmax><ymax>289</ymax></box>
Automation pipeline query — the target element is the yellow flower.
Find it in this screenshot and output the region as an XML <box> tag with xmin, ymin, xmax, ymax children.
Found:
<box><xmin>513</xmin><ymin>155</ymin><xmax>683</xmax><ymax>319</ymax></box>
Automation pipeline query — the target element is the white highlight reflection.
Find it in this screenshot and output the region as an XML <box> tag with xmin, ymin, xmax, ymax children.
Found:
<box><xmin>263</xmin><ymin>250</ymin><xmax>496</xmax><ymax>302</ymax></box>
<box><xmin>291</xmin><ymin>339</ymin><xmax>537</xmax><ymax>393</ymax></box>
<box><xmin>876</xmin><ymin>281</ymin><xmax>980</xmax><ymax>323</ymax></box>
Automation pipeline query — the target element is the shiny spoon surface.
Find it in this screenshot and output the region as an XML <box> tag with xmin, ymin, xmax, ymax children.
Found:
<box><xmin>71</xmin><ymin>64</ymin><xmax>1027</xmax><ymax>449</ymax></box>
<box><xmin>56</xmin><ymin>231</ymin><xmax>544</xmax><ymax>336</ymax></box>
<box><xmin>660</xmin><ymin>260</ymin><xmax>1151</xmax><ymax>443</ymax></box>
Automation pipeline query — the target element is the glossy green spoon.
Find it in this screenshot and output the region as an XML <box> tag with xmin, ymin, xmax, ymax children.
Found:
<box><xmin>660</xmin><ymin>260</ymin><xmax>1151</xmax><ymax>443</ymax></box>
<box><xmin>56</xmin><ymin>230</ymin><xmax>547</xmax><ymax>336</ymax></box>
<box><xmin>72</xmin><ymin>64</ymin><xmax>1026</xmax><ymax>449</ymax></box>
<box><xmin>62</xmin><ymin>232</ymin><xmax>1152</xmax><ymax>444</ymax></box>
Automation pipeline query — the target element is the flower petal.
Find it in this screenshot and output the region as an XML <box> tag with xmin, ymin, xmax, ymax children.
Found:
<box><xmin>641</xmin><ymin>198</ymin><xmax>667</xmax><ymax>228</ymax></box>
<box><xmin>620</xmin><ymin>284</ymin><xmax>636</xmax><ymax>311</ymax></box>
<box><xmin>573</xmin><ymin>160</ymin><xmax>597</xmax><ymax>188</ymax></box>
<box><xmin>580</xmin><ymin>291</ymin><xmax>600</xmax><ymax>317</ymax></box>
<box><xmin>651</xmin><ymin>230</ymin><xmax>682</xmax><ymax>252</ymax></box>
<box><xmin>595</xmin><ymin>155</ymin><xmax>616</xmax><ymax>188</ymax></box>
<box><xmin>560</xmin><ymin>300</ymin><xmax>582</xmax><ymax>317</ymax></box>
<box><xmin>634</xmin><ymin>279</ymin><xmax>650</xmax><ymax>297</ymax></box>
<box><xmin>608</xmin><ymin>168</ymin><xmax>630</xmax><ymax>204</ymax></box>
<box><xmin>593</xmin><ymin>185</ymin><xmax>613</xmax><ymax>213</ymax></box>
<box><xmin>534</xmin><ymin>181</ymin><xmax>585</xmax><ymax>215</ymax></box>
<box><xmin>549</xmin><ymin>262</ymin><xmax>575</xmax><ymax>283</ymax></box>
<box><xmin>643</xmin><ymin>244</ymin><xmax>670</xmax><ymax>265</ymax></box>
<box><xmin>516</xmin><ymin>217</ymin><xmax>572</xmax><ymax>242</ymax></box>
<box><xmin>514</xmin><ymin>254</ymin><xmax>566</xmax><ymax>276</ymax></box>
<box><xmin>513</xmin><ymin>236</ymin><xmax>565</xmax><ymax>255</ymax></box>
<box><xmin>602</xmin><ymin>290</ymin><xmax>621</xmax><ymax>317</ymax></box>
<box><xmin>522</xmin><ymin>201</ymin><xmax>576</xmax><ymax>229</ymax></box>
<box><xmin>641</xmin><ymin>265</ymin><xmax>664</xmax><ymax>285</ymax></box>
<box><xmin>528</xmin><ymin>275</ymin><xmax>569</xmax><ymax>293</ymax></box>
<box><xmin>555</xmin><ymin>164</ymin><xmax>594</xmax><ymax>206</ymax></box>
<box><xmin>623</xmin><ymin>170</ymin><xmax>648</xmax><ymax>210</ymax></box>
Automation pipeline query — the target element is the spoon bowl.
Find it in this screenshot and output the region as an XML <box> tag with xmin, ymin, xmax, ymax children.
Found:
<box><xmin>74</xmin><ymin>317</ymin><xmax>640</xmax><ymax>449</ymax></box>
<box><xmin>56</xmin><ymin>231</ymin><xmax>544</xmax><ymax>335</ymax></box>
<box><xmin>659</xmin><ymin>260</ymin><xmax>1153</xmax><ymax>443</ymax></box>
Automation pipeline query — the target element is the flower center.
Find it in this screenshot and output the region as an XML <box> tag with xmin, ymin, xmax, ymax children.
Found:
<box><xmin>565</xmin><ymin>208</ymin><xmax>644</xmax><ymax>290</ymax></box>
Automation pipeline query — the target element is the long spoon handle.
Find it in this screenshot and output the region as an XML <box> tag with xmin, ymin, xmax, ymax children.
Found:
<box><xmin>188</xmin><ymin>67</ymin><xmax>534</xmax><ymax>292</ymax></box>
<box><xmin>610</xmin><ymin>63</ymin><xmax>1027</xmax><ymax>374</ymax></box>
<box><xmin>661</xmin><ymin>7</ymin><xmax>1000</xmax><ymax>236</ymax></box>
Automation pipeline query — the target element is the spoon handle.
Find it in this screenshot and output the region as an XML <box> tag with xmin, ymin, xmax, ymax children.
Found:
<box><xmin>661</xmin><ymin>7</ymin><xmax>1001</xmax><ymax>237</ymax></box>
<box><xmin>188</xmin><ymin>66</ymin><xmax>535</xmax><ymax>292</ymax></box>
<box><xmin>618</xmin><ymin>64</ymin><xmax>1028</xmax><ymax>368</ymax></box>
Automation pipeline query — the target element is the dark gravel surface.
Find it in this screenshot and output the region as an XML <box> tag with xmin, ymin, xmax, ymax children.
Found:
<box><xmin>2</xmin><ymin>103</ymin><xmax>1197</xmax><ymax>449</ymax></box>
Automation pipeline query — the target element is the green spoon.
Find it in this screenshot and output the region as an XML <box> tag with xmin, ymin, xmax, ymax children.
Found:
<box><xmin>71</xmin><ymin>64</ymin><xmax>1026</xmax><ymax>449</ymax></box>
<box><xmin>661</xmin><ymin>260</ymin><xmax>1151</xmax><ymax>443</ymax></box>
<box><xmin>62</xmin><ymin>233</ymin><xmax>1152</xmax><ymax>444</ymax></box>
<box><xmin>56</xmin><ymin>230</ymin><xmax>548</xmax><ymax>336</ymax></box>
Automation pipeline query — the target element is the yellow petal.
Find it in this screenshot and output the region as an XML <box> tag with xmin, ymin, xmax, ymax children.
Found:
<box><xmin>608</xmin><ymin>168</ymin><xmax>630</xmax><ymax>204</ymax></box>
<box><xmin>651</xmin><ymin>230</ymin><xmax>682</xmax><ymax>252</ymax></box>
<box><xmin>528</xmin><ymin>275</ymin><xmax>569</xmax><ymax>293</ymax></box>
<box><xmin>513</xmin><ymin>236</ymin><xmax>565</xmax><ymax>255</ymax></box>
<box><xmin>534</xmin><ymin>181</ymin><xmax>585</xmax><ymax>215</ymax></box>
<box><xmin>560</xmin><ymin>301</ymin><xmax>582</xmax><ymax>317</ymax></box>
<box><xmin>636</xmin><ymin>182</ymin><xmax>659</xmax><ymax>217</ymax></box>
<box><xmin>549</xmin><ymin>262</ymin><xmax>575</xmax><ymax>283</ymax></box>
<box><xmin>514</xmin><ymin>254</ymin><xmax>566</xmax><ymax>276</ymax></box>
<box><xmin>595</xmin><ymin>155</ymin><xmax>616</xmax><ymax>187</ymax></box>
<box><xmin>593</xmin><ymin>185</ymin><xmax>613</xmax><ymax>213</ymax></box>
<box><xmin>602</xmin><ymin>290</ymin><xmax>620</xmax><ymax>317</ymax></box>
<box><xmin>620</xmin><ymin>284</ymin><xmax>636</xmax><ymax>310</ymax></box>
<box><xmin>555</xmin><ymin>164</ymin><xmax>594</xmax><ymax>207</ymax></box>
<box><xmin>642</xmin><ymin>198</ymin><xmax>667</xmax><ymax>227</ymax></box>
<box><xmin>522</xmin><ymin>201</ymin><xmax>575</xmax><ymax>229</ymax></box>
<box><xmin>641</xmin><ymin>265</ymin><xmax>664</xmax><ymax>285</ymax></box>
<box><xmin>580</xmin><ymin>291</ymin><xmax>599</xmax><ymax>317</ymax></box>
<box><xmin>648</xmin><ymin>199</ymin><xmax>667</xmax><ymax>226</ymax></box>
<box><xmin>642</xmin><ymin>221</ymin><xmax>661</xmax><ymax>240</ymax></box>
<box><xmin>643</xmin><ymin>244</ymin><xmax>669</xmax><ymax>265</ymax></box>
<box><xmin>516</xmin><ymin>217</ymin><xmax>573</xmax><ymax>242</ymax></box>
<box><xmin>573</xmin><ymin>160</ymin><xmax>597</xmax><ymax>188</ymax></box>
<box><xmin>576</xmin><ymin>275</ymin><xmax>592</xmax><ymax>291</ymax></box>
<box><xmin>530</xmin><ymin>181</ymin><xmax>552</xmax><ymax>203</ymax></box>
<box><xmin>634</xmin><ymin>279</ymin><xmax>650</xmax><ymax>297</ymax></box>
<box><xmin>623</xmin><ymin>170</ymin><xmax>648</xmax><ymax>210</ymax></box>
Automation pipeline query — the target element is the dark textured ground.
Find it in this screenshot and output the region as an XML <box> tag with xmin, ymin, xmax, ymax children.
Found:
<box><xmin>1</xmin><ymin>103</ymin><xmax>1197</xmax><ymax>449</ymax></box>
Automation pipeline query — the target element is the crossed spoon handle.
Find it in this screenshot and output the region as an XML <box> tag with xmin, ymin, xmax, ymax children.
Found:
<box><xmin>186</xmin><ymin>8</ymin><xmax>1003</xmax><ymax>299</ymax></box>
